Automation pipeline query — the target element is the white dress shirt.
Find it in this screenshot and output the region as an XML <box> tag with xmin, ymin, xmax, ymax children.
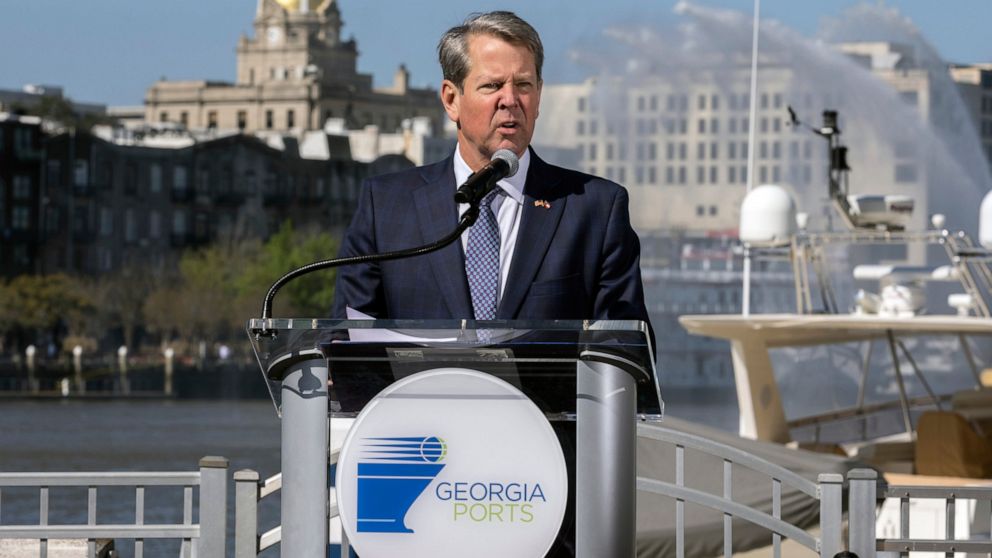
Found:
<box><xmin>454</xmin><ymin>145</ymin><xmax>530</xmax><ymax>303</ymax></box>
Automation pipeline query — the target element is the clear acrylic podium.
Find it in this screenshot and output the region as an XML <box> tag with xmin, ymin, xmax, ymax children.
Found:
<box><xmin>248</xmin><ymin>318</ymin><xmax>662</xmax><ymax>558</ymax></box>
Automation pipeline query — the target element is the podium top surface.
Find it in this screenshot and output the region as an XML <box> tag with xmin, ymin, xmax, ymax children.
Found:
<box><xmin>246</xmin><ymin>318</ymin><xmax>660</xmax><ymax>417</ymax></box>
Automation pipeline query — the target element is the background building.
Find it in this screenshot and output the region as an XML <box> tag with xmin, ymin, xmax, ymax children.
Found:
<box><xmin>144</xmin><ymin>0</ymin><xmax>443</xmax><ymax>136</ymax></box>
<box><xmin>0</xmin><ymin>114</ymin><xmax>44</xmax><ymax>278</ymax></box>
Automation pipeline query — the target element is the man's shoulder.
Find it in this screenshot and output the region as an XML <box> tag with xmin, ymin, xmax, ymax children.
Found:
<box><xmin>536</xmin><ymin>157</ymin><xmax>627</xmax><ymax>201</ymax></box>
<box><xmin>365</xmin><ymin>157</ymin><xmax>452</xmax><ymax>190</ymax></box>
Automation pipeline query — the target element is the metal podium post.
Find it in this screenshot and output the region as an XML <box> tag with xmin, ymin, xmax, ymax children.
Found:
<box><xmin>576</xmin><ymin>353</ymin><xmax>638</xmax><ymax>558</ymax></box>
<box><xmin>280</xmin><ymin>358</ymin><xmax>329</xmax><ymax>558</ymax></box>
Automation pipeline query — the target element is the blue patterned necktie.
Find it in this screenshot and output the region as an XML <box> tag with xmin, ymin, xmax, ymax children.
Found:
<box><xmin>465</xmin><ymin>188</ymin><xmax>502</xmax><ymax>320</ymax></box>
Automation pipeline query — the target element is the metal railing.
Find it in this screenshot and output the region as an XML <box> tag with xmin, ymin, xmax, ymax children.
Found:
<box><xmin>229</xmin><ymin>423</ymin><xmax>992</xmax><ymax>558</ymax></box>
<box><xmin>862</xmin><ymin>471</ymin><xmax>992</xmax><ymax>558</ymax></box>
<box><xmin>0</xmin><ymin>456</ymin><xmax>227</xmax><ymax>558</ymax></box>
<box><xmin>235</xmin><ymin>448</ymin><xmax>345</xmax><ymax>558</ymax></box>
<box><xmin>636</xmin><ymin>422</ymin><xmax>841</xmax><ymax>558</ymax></box>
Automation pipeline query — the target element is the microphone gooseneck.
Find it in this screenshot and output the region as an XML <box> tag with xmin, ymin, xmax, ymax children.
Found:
<box><xmin>255</xmin><ymin>153</ymin><xmax>521</xmax><ymax>335</ymax></box>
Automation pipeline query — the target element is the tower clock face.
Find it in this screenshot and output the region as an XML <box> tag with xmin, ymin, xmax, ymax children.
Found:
<box><xmin>267</xmin><ymin>26</ymin><xmax>282</xmax><ymax>45</ymax></box>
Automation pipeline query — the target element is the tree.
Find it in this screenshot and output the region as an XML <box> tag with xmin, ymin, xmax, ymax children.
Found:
<box><xmin>142</xmin><ymin>221</ymin><xmax>339</xmax><ymax>350</ymax></box>
<box><xmin>235</xmin><ymin>220</ymin><xmax>339</xmax><ymax>319</ymax></box>
<box><xmin>1</xmin><ymin>274</ymin><xmax>96</xmax><ymax>349</ymax></box>
<box><xmin>96</xmin><ymin>265</ymin><xmax>157</xmax><ymax>349</ymax></box>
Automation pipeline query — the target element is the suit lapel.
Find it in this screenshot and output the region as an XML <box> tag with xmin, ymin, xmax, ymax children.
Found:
<box><xmin>413</xmin><ymin>159</ymin><xmax>473</xmax><ymax>318</ymax></box>
<box><xmin>498</xmin><ymin>152</ymin><xmax>566</xmax><ymax>319</ymax></box>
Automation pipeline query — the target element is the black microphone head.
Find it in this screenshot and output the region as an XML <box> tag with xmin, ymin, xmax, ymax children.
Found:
<box><xmin>492</xmin><ymin>149</ymin><xmax>520</xmax><ymax>178</ymax></box>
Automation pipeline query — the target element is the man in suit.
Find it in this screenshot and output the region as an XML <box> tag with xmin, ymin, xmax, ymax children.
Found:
<box><xmin>332</xmin><ymin>11</ymin><xmax>652</xmax><ymax>336</ymax></box>
<box><xmin>331</xmin><ymin>14</ymin><xmax>653</xmax><ymax>555</ymax></box>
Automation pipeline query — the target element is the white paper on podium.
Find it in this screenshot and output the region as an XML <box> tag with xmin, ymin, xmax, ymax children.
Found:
<box><xmin>345</xmin><ymin>307</ymin><xmax>459</xmax><ymax>343</ymax></box>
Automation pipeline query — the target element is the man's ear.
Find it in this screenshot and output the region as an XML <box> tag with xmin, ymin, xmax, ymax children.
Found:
<box><xmin>440</xmin><ymin>79</ymin><xmax>461</xmax><ymax>124</ymax></box>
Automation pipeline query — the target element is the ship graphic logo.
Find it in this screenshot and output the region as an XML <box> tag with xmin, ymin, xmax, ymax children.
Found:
<box><xmin>356</xmin><ymin>436</ymin><xmax>447</xmax><ymax>533</ymax></box>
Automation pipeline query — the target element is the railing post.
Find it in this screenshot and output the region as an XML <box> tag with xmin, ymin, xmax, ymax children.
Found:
<box><xmin>235</xmin><ymin>469</ymin><xmax>260</xmax><ymax>558</ymax></box>
<box><xmin>818</xmin><ymin>473</ymin><xmax>843</xmax><ymax>558</ymax></box>
<box><xmin>848</xmin><ymin>468</ymin><xmax>878</xmax><ymax>558</ymax></box>
<box><xmin>198</xmin><ymin>456</ymin><xmax>229</xmax><ymax>558</ymax></box>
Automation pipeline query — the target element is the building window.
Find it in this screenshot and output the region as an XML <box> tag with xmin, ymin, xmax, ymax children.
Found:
<box><xmin>208</xmin><ymin>111</ymin><xmax>218</xmax><ymax>129</ymax></box>
<box><xmin>12</xmin><ymin>206</ymin><xmax>30</xmax><ymax>230</ymax></box>
<box><xmin>173</xmin><ymin>210</ymin><xmax>187</xmax><ymax>235</ymax></box>
<box><xmin>125</xmin><ymin>208</ymin><xmax>136</xmax><ymax>244</ymax></box>
<box><xmin>578</xmin><ymin>97</ymin><xmax>586</xmax><ymax>112</ymax></box>
<box><xmin>678</xmin><ymin>166</ymin><xmax>687</xmax><ymax>184</ymax></box>
<box><xmin>709</xmin><ymin>205</ymin><xmax>718</xmax><ymax>216</ymax></box>
<box><xmin>696</xmin><ymin>205</ymin><xmax>705</xmax><ymax>216</ymax></box>
<box><xmin>577</xmin><ymin>121</ymin><xmax>585</xmax><ymax>135</ymax></box>
<box><xmin>710</xmin><ymin>166</ymin><xmax>718</xmax><ymax>183</ymax></box>
<box><xmin>589</xmin><ymin>120</ymin><xmax>598</xmax><ymax>135</ymax></box>
<box><xmin>100</xmin><ymin>207</ymin><xmax>113</xmax><ymax>236</ymax></box>
<box><xmin>287</xmin><ymin>109</ymin><xmax>295</xmax><ymax>129</ymax></box>
<box><xmin>13</xmin><ymin>175</ymin><xmax>31</xmax><ymax>199</ymax></box>
<box><xmin>728</xmin><ymin>166</ymin><xmax>737</xmax><ymax>183</ymax></box>
<box><xmin>895</xmin><ymin>163</ymin><xmax>918</xmax><ymax>183</ymax></box>
<box><xmin>150</xmin><ymin>163</ymin><xmax>162</xmax><ymax>193</ymax></box>
<box><xmin>710</xmin><ymin>142</ymin><xmax>718</xmax><ymax>159</ymax></box>
<box><xmin>648</xmin><ymin>166</ymin><xmax>657</xmax><ymax>184</ymax></box>
<box><xmin>160</xmin><ymin>111</ymin><xmax>168</xmax><ymax>122</ymax></box>
<box><xmin>74</xmin><ymin>160</ymin><xmax>88</xmax><ymax>186</ymax></box>
<box><xmin>697</xmin><ymin>142</ymin><xmax>706</xmax><ymax>160</ymax></box>
<box><xmin>728</xmin><ymin>142</ymin><xmax>737</xmax><ymax>159</ymax></box>
<box><xmin>174</xmin><ymin>165</ymin><xmax>188</xmax><ymax>191</ymax></box>
<box><xmin>698</xmin><ymin>95</ymin><xmax>706</xmax><ymax>110</ymax></box>
<box><xmin>696</xmin><ymin>166</ymin><xmax>705</xmax><ymax>184</ymax></box>
<box><xmin>588</xmin><ymin>143</ymin><xmax>597</xmax><ymax>161</ymax></box>
<box><xmin>773</xmin><ymin>93</ymin><xmax>783</xmax><ymax>109</ymax></box>
<box><xmin>149</xmin><ymin>210</ymin><xmax>161</xmax><ymax>239</ymax></box>
<box><xmin>265</xmin><ymin>110</ymin><xmax>274</xmax><ymax>130</ymax></box>
<box><xmin>665</xmin><ymin>167</ymin><xmax>674</xmax><ymax>183</ymax></box>
<box><xmin>237</xmin><ymin>111</ymin><xmax>247</xmax><ymax>130</ymax></box>
<box><xmin>711</xmin><ymin>95</ymin><xmax>719</xmax><ymax>110</ymax></box>
<box><xmin>698</xmin><ymin>119</ymin><xmax>706</xmax><ymax>134</ymax></box>
<box><xmin>710</xmin><ymin>118</ymin><xmax>718</xmax><ymax>134</ymax></box>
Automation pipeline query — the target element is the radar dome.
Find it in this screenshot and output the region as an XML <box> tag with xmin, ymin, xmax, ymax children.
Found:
<box><xmin>739</xmin><ymin>184</ymin><xmax>797</xmax><ymax>247</ymax></box>
<box><xmin>980</xmin><ymin>190</ymin><xmax>992</xmax><ymax>249</ymax></box>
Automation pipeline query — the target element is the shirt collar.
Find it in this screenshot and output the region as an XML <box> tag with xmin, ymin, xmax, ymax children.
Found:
<box><xmin>453</xmin><ymin>144</ymin><xmax>529</xmax><ymax>205</ymax></box>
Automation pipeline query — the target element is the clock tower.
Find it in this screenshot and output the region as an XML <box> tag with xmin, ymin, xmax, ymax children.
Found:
<box><xmin>146</xmin><ymin>0</ymin><xmax>442</xmax><ymax>134</ymax></box>
<box><xmin>236</xmin><ymin>0</ymin><xmax>357</xmax><ymax>87</ymax></box>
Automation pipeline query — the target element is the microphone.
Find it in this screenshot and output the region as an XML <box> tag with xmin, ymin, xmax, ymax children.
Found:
<box><xmin>454</xmin><ymin>149</ymin><xmax>520</xmax><ymax>205</ymax></box>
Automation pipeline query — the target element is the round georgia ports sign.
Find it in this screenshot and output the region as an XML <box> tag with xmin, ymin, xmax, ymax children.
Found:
<box><xmin>336</xmin><ymin>368</ymin><xmax>568</xmax><ymax>558</ymax></box>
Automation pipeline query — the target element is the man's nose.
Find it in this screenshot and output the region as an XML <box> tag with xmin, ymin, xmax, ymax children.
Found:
<box><xmin>497</xmin><ymin>84</ymin><xmax>520</xmax><ymax>109</ymax></box>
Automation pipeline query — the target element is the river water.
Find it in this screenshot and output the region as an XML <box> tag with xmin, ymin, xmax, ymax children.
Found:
<box><xmin>0</xmin><ymin>388</ymin><xmax>737</xmax><ymax>556</ymax></box>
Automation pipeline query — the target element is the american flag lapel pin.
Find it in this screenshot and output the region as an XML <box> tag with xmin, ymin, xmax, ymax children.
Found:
<box><xmin>533</xmin><ymin>199</ymin><xmax>551</xmax><ymax>209</ymax></box>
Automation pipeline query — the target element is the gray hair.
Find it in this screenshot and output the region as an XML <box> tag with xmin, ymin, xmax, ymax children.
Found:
<box><xmin>438</xmin><ymin>11</ymin><xmax>544</xmax><ymax>91</ymax></box>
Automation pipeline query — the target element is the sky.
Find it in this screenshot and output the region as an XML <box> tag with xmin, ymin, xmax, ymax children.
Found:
<box><xmin>1</xmin><ymin>0</ymin><xmax>990</xmax><ymax>107</ymax></box>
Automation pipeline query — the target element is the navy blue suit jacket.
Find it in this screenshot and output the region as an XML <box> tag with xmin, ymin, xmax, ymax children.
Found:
<box><xmin>332</xmin><ymin>149</ymin><xmax>652</xmax><ymax>343</ymax></box>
